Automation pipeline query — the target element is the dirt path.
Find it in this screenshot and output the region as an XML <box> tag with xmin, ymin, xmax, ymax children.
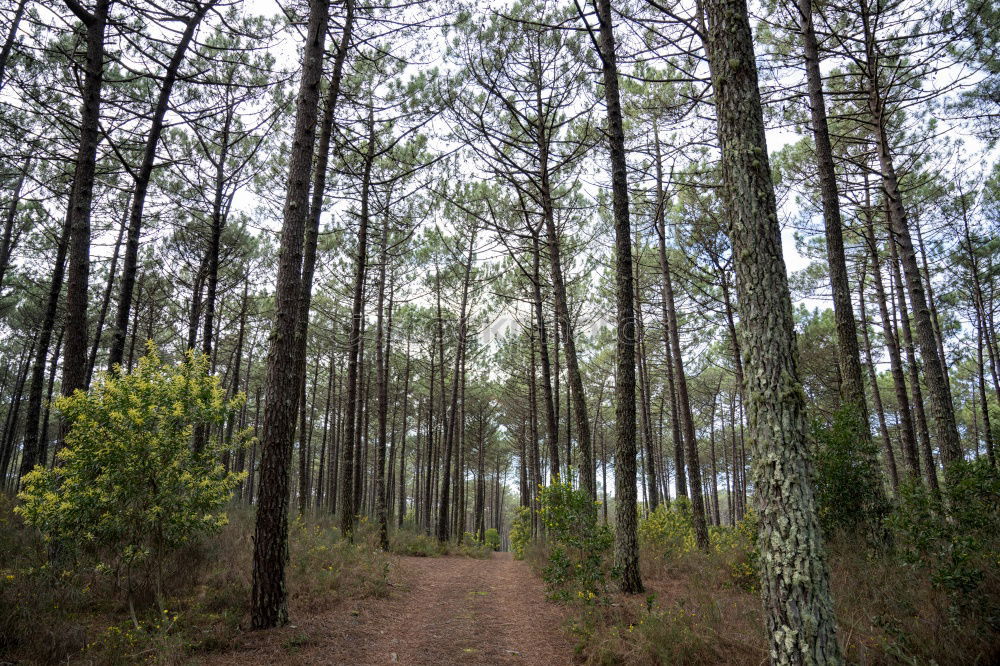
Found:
<box><xmin>205</xmin><ymin>553</ymin><xmax>576</xmax><ymax>665</ymax></box>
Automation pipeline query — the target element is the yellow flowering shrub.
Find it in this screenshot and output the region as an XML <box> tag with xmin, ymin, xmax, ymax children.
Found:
<box><xmin>638</xmin><ymin>497</ymin><xmax>697</xmax><ymax>557</ymax></box>
<box><xmin>16</xmin><ymin>345</ymin><xmax>246</xmax><ymax>604</ymax></box>
<box><xmin>639</xmin><ymin>500</ymin><xmax>759</xmax><ymax>591</ymax></box>
<box><xmin>509</xmin><ymin>506</ymin><xmax>531</xmax><ymax>560</ymax></box>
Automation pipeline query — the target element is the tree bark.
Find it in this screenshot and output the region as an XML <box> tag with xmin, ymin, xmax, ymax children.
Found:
<box><xmin>659</xmin><ymin>232</ymin><xmax>709</xmax><ymax>548</ymax></box>
<box><xmin>652</xmin><ymin>129</ymin><xmax>687</xmax><ymax>501</ymax></box>
<box><xmin>857</xmin><ymin>264</ymin><xmax>899</xmax><ymax>491</ymax></box>
<box><xmin>591</xmin><ymin>0</ymin><xmax>642</xmax><ymax>594</ymax></box>
<box><xmin>797</xmin><ymin>0</ymin><xmax>868</xmax><ymax>415</ymax></box>
<box><xmin>529</xmin><ymin>230</ymin><xmax>561</xmax><ymax>481</ymax></box>
<box><xmin>339</xmin><ymin>105</ymin><xmax>375</xmax><ymax>538</ymax></box>
<box><xmin>0</xmin><ymin>0</ymin><xmax>28</xmax><ymax>90</ymax></box>
<box><xmin>200</xmin><ymin>105</ymin><xmax>233</xmax><ymax>364</ymax></box>
<box><xmin>437</xmin><ymin>230</ymin><xmax>475</xmax><ymax>542</ymax></box>
<box><xmin>887</xmin><ymin>228</ymin><xmax>940</xmax><ymax>495</ymax></box>
<box><xmin>86</xmin><ymin>196</ymin><xmax>127</xmax><ymax>384</ymax></box>
<box><xmin>62</xmin><ymin>0</ymin><xmax>112</xmax><ymax>398</ymax></box>
<box><xmin>861</xmin><ymin>193</ymin><xmax>921</xmax><ymax>482</ymax></box>
<box><xmin>861</xmin><ymin>4</ymin><xmax>962</xmax><ymax>477</ymax></box>
<box><xmin>19</xmin><ymin>214</ymin><xmax>71</xmax><ymax>477</ymax></box>
<box><xmin>0</xmin><ymin>155</ymin><xmax>30</xmax><ymax>289</ymax></box>
<box><xmin>634</xmin><ymin>275</ymin><xmax>659</xmax><ymax>511</ymax></box>
<box><xmin>374</xmin><ymin>210</ymin><xmax>391</xmax><ymax>550</ymax></box>
<box><xmin>701</xmin><ymin>0</ymin><xmax>842</xmax><ymax>660</ymax></box>
<box><xmin>397</xmin><ymin>340</ymin><xmax>411</xmax><ymax>525</ymax></box>
<box><xmin>250</xmin><ymin>0</ymin><xmax>329</xmax><ymax>630</ymax></box>
<box><xmin>537</xmin><ymin>123</ymin><xmax>595</xmax><ymax>499</ymax></box>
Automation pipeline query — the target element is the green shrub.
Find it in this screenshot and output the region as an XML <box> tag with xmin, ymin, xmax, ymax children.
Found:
<box><xmin>509</xmin><ymin>506</ymin><xmax>531</xmax><ymax>560</ymax></box>
<box><xmin>715</xmin><ymin>509</ymin><xmax>759</xmax><ymax>592</ymax></box>
<box><xmin>484</xmin><ymin>527</ymin><xmax>501</xmax><ymax>551</ymax></box>
<box><xmin>538</xmin><ymin>481</ymin><xmax>612</xmax><ymax>604</ymax></box>
<box><xmin>289</xmin><ymin>516</ymin><xmax>392</xmax><ymax>609</ymax></box>
<box><xmin>390</xmin><ymin>528</ymin><xmax>444</xmax><ymax>557</ymax></box>
<box><xmin>812</xmin><ymin>406</ymin><xmax>889</xmax><ymax>538</ymax></box>
<box><xmin>639</xmin><ymin>498</ymin><xmax>759</xmax><ymax>592</ymax></box>
<box><xmin>1</xmin><ymin>500</ymin><xmax>395</xmax><ymax>663</ymax></box>
<box><xmin>16</xmin><ymin>346</ymin><xmax>245</xmax><ymax>610</ymax></box>
<box><xmin>889</xmin><ymin>459</ymin><xmax>1000</xmax><ymax>617</ymax></box>
<box><xmin>638</xmin><ymin>498</ymin><xmax>696</xmax><ymax>557</ymax></box>
<box><xmin>454</xmin><ymin>534</ymin><xmax>492</xmax><ymax>559</ymax></box>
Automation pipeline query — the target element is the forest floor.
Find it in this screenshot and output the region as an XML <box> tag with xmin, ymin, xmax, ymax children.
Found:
<box><xmin>199</xmin><ymin>552</ymin><xmax>576</xmax><ymax>665</ymax></box>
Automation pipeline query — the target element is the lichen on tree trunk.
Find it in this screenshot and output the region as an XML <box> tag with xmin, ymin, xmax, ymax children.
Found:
<box><xmin>701</xmin><ymin>0</ymin><xmax>842</xmax><ymax>661</ymax></box>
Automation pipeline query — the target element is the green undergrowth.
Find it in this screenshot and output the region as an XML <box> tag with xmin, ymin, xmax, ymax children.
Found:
<box><xmin>526</xmin><ymin>465</ymin><xmax>1000</xmax><ymax>665</ymax></box>
<box><xmin>389</xmin><ymin>521</ymin><xmax>494</xmax><ymax>559</ymax></box>
<box><xmin>0</xmin><ymin>502</ymin><xmax>393</xmax><ymax>664</ymax></box>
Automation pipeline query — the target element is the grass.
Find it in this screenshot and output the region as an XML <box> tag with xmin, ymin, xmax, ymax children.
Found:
<box><xmin>0</xmin><ymin>498</ymin><xmax>393</xmax><ymax>664</ymax></box>
<box><xmin>389</xmin><ymin>522</ymin><xmax>495</xmax><ymax>559</ymax></box>
<box><xmin>0</xmin><ymin>497</ymin><xmax>500</xmax><ymax>664</ymax></box>
<box><xmin>390</xmin><ymin>526</ymin><xmax>446</xmax><ymax>557</ymax></box>
<box><xmin>532</xmin><ymin>531</ymin><xmax>1000</xmax><ymax>665</ymax></box>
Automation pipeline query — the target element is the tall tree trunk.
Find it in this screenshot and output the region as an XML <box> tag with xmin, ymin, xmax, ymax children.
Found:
<box><xmin>397</xmin><ymin>340</ymin><xmax>411</xmax><ymax>525</ymax></box>
<box><xmin>652</xmin><ymin>128</ymin><xmax>687</xmax><ymax>501</ymax></box>
<box><xmin>200</xmin><ymin>108</ymin><xmax>233</xmax><ymax>362</ymax></box>
<box><xmin>62</xmin><ymin>0</ymin><xmax>112</xmax><ymax>398</ymax></box>
<box><xmin>590</xmin><ymin>0</ymin><xmax>642</xmax><ymax>594</ymax></box>
<box><xmin>0</xmin><ymin>155</ymin><xmax>30</xmax><ymax>289</ymax></box>
<box><xmin>1</xmin><ymin>334</ymin><xmax>34</xmax><ymax>485</ymax></box>
<box><xmin>723</xmin><ymin>388</ymin><xmax>734</xmax><ymax>525</ymax></box>
<box><xmin>437</xmin><ymin>231</ymin><xmax>475</xmax><ymax>542</ymax></box>
<box><xmin>231</xmin><ymin>283</ymin><xmax>250</xmax><ymax>497</ymax></box>
<box><xmin>659</xmin><ymin>230</ymin><xmax>709</xmax><ymax>548</ymax></box>
<box><xmin>355</xmin><ymin>356</ymin><xmax>369</xmax><ymax>514</ymax></box>
<box><xmin>19</xmin><ymin>214</ymin><xmax>71</xmax><ymax>477</ymax></box>
<box><xmin>861</xmin><ymin>193</ymin><xmax>921</xmax><ymax>482</ymax></box>
<box><xmin>316</xmin><ymin>350</ymin><xmax>335</xmax><ymax>509</ymax></box>
<box><xmin>977</xmin><ymin>324</ymin><xmax>996</xmax><ymax>467</ymax></box>
<box><xmin>708</xmin><ymin>381</ymin><xmax>721</xmax><ymax>525</ymax></box>
<box><xmin>38</xmin><ymin>325</ymin><xmax>64</xmax><ymax>471</ymax></box>
<box><xmin>0</xmin><ymin>0</ymin><xmax>28</xmax><ymax>90</ymax></box>
<box><xmin>190</xmin><ymin>104</ymin><xmax>233</xmax><ymax>455</ymax></box>
<box><xmin>328</xmin><ymin>361</ymin><xmax>343</xmax><ymax>513</ymax></box>
<box><xmin>250</xmin><ymin>0</ymin><xmax>329</xmax><ymax>630</ymax></box>
<box><xmin>861</xmin><ymin>4</ymin><xmax>962</xmax><ymax>478</ymax></box>
<box><xmin>423</xmin><ymin>353</ymin><xmax>435</xmax><ymax>533</ymax></box>
<box><xmin>960</xmin><ymin>202</ymin><xmax>998</xmax><ymax>467</ymax></box>
<box><xmin>527</xmin><ymin>333</ymin><xmax>542</xmax><ymax>534</ymax></box>
<box><xmin>634</xmin><ymin>257</ymin><xmax>659</xmax><ymax>511</ymax></box>
<box><xmin>339</xmin><ymin>105</ymin><xmax>375</xmax><ymax>537</ymax></box>
<box><xmin>246</xmin><ymin>385</ymin><xmax>262</xmax><ymax>504</ymax></box>
<box><xmin>915</xmin><ymin>221</ymin><xmax>951</xmax><ymax>406</ymax></box>
<box><xmin>701</xmin><ymin>0</ymin><xmax>842</xmax><ymax>660</ymax></box>
<box><xmin>537</xmin><ymin>124</ymin><xmax>594</xmax><ymax>499</ymax></box>
<box><xmin>292</xmin><ymin>0</ymin><xmax>352</xmax><ymax>509</ymax></box>
<box><xmin>887</xmin><ymin>229</ymin><xmax>940</xmax><ymax>495</ymax></box>
<box><xmin>799</xmin><ymin>0</ymin><xmax>888</xmax><ymax>526</ymax></box>
<box><xmin>858</xmin><ymin>263</ymin><xmax>899</xmax><ymax>491</ymax></box>
<box><xmin>86</xmin><ymin>196</ymin><xmax>127</xmax><ymax>384</ymax></box>
<box><xmin>374</xmin><ymin>211</ymin><xmax>391</xmax><ymax>550</ymax></box>
<box><xmin>529</xmin><ymin>229</ymin><xmax>560</xmax><ymax>481</ymax></box>
<box><xmin>297</xmin><ymin>358</ymin><xmax>320</xmax><ymax>512</ymax></box>
<box><xmin>797</xmin><ymin>0</ymin><xmax>868</xmax><ymax>416</ymax></box>
<box><xmin>186</xmin><ymin>254</ymin><xmax>207</xmax><ymax>350</ymax></box>
<box><xmin>127</xmin><ymin>271</ymin><xmax>144</xmax><ymax>370</ymax></box>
